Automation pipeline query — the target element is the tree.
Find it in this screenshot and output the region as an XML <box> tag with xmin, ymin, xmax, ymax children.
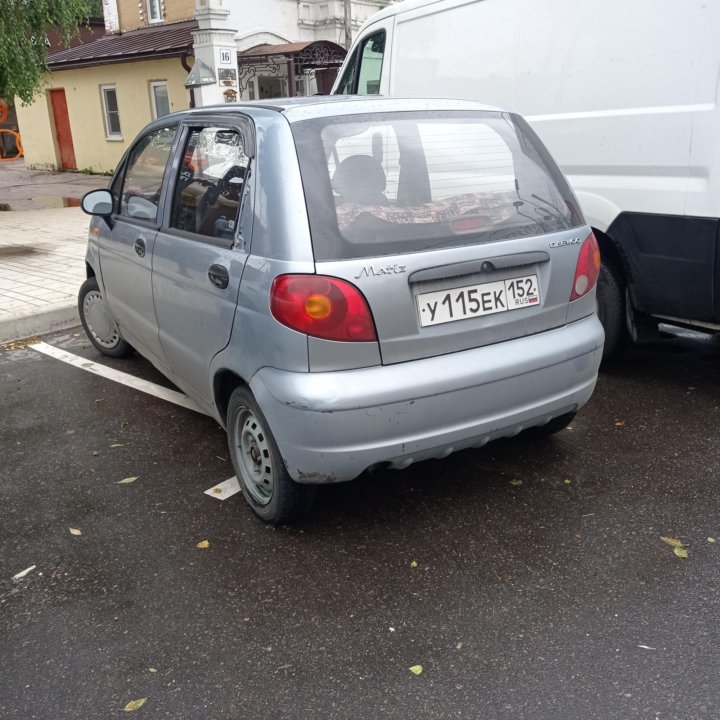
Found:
<box><xmin>0</xmin><ymin>0</ymin><xmax>95</xmax><ymax>104</ymax></box>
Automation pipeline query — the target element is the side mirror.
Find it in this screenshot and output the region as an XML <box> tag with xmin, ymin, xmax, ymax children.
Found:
<box><xmin>81</xmin><ymin>189</ymin><xmax>114</xmax><ymax>218</ymax></box>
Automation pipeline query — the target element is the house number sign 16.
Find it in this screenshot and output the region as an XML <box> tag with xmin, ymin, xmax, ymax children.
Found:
<box><xmin>219</xmin><ymin>49</ymin><xmax>234</xmax><ymax>65</ymax></box>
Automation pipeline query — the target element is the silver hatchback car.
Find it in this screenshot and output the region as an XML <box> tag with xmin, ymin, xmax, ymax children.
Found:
<box><xmin>79</xmin><ymin>97</ymin><xmax>604</xmax><ymax>523</ymax></box>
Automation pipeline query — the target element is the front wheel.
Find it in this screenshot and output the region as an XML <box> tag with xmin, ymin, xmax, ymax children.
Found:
<box><xmin>78</xmin><ymin>277</ymin><xmax>132</xmax><ymax>358</ymax></box>
<box><xmin>227</xmin><ymin>387</ymin><xmax>316</xmax><ymax>524</ymax></box>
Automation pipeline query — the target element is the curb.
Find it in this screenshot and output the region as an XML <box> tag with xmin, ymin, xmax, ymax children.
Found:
<box><xmin>0</xmin><ymin>304</ymin><xmax>80</xmax><ymax>344</ymax></box>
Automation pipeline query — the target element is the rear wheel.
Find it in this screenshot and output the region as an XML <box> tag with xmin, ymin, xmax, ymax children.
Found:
<box><xmin>596</xmin><ymin>261</ymin><xmax>626</xmax><ymax>359</ymax></box>
<box><xmin>78</xmin><ymin>277</ymin><xmax>132</xmax><ymax>358</ymax></box>
<box><xmin>227</xmin><ymin>386</ymin><xmax>316</xmax><ymax>524</ymax></box>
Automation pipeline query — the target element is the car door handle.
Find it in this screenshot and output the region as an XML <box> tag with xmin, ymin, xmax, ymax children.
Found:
<box><xmin>208</xmin><ymin>264</ymin><xmax>229</xmax><ymax>289</ymax></box>
<box><xmin>134</xmin><ymin>237</ymin><xmax>146</xmax><ymax>258</ymax></box>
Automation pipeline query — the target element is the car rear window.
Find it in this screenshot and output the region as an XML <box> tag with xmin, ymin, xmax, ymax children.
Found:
<box><xmin>291</xmin><ymin>110</ymin><xmax>583</xmax><ymax>261</ymax></box>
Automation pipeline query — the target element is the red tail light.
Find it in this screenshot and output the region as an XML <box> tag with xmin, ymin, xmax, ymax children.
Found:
<box><xmin>270</xmin><ymin>274</ymin><xmax>377</xmax><ymax>342</ymax></box>
<box><xmin>570</xmin><ymin>233</ymin><xmax>601</xmax><ymax>301</ymax></box>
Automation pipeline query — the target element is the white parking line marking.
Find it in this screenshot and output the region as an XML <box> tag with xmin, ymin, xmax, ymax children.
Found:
<box><xmin>204</xmin><ymin>476</ymin><xmax>241</xmax><ymax>500</ymax></box>
<box><xmin>29</xmin><ymin>341</ymin><xmax>204</xmax><ymax>414</ymax></box>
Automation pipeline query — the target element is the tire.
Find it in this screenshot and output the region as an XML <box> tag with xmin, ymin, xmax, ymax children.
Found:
<box><xmin>227</xmin><ymin>386</ymin><xmax>316</xmax><ymax>524</ymax></box>
<box><xmin>596</xmin><ymin>261</ymin><xmax>626</xmax><ymax>359</ymax></box>
<box><xmin>78</xmin><ymin>277</ymin><xmax>133</xmax><ymax>358</ymax></box>
<box><xmin>521</xmin><ymin>411</ymin><xmax>576</xmax><ymax>439</ymax></box>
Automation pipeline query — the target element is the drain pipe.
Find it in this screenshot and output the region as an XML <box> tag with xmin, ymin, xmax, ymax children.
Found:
<box><xmin>181</xmin><ymin>45</ymin><xmax>195</xmax><ymax>109</ymax></box>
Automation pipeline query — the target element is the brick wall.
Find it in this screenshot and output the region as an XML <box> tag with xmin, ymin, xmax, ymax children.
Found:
<box><xmin>116</xmin><ymin>0</ymin><xmax>195</xmax><ymax>31</ymax></box>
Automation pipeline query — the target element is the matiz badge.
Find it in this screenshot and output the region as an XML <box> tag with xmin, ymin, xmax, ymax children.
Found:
<box><xmin>355</xmin><ymin>264</ymin><xmax>407</xmax><ymax>279</ymax></box>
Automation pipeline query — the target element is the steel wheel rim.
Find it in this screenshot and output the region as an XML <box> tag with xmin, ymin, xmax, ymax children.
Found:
<box><xmin>234</xmin><ymin>407</ymin><xmax>274</xmax><ymax>506</ymax></box>
<box><xmin>83</xmin><ymin>291</ymin><xmax>121</xmax><ymax>349</ymax></box>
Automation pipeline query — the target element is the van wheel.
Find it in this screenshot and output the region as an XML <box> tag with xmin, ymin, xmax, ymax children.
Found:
<box><xmin>78</xmin><ymin>277</ymin><xmax>132</xmax><ymax>358</ymax></box>
<box><xmin>596</xmin><ymin>261</ymin><xmax>626</xmax><ymax>359</ymax></box>
<box><xmin>521</xmin><ymin>411</ymin><xmax>576</xmax><ymax>439</ymax></box>
<box><xmin>227</xmin><ymin>387</ymin><xmax>316</xmax><ymax>524</ymax></box>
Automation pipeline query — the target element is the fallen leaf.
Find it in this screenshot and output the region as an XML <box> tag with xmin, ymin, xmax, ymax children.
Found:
<box><xmin>660</xmin><ymin>536</ymin><xmax>683</xmax><ymax>547</ymax></box>
<box><xmin>117</xmin><ymin>476</ymin><xmax>138</xmax><ymax>485</ymax></box>
<box><xmin>92</xmin><ymin>450</ymin><xmax>100</xmax><ymax>456</ymax></box>
<box><xmin>94</xmin><ymin>398</ymin><xmax>104</xmax><ymax>404</ymax></box>
<box><xmin>564</xmin><ymin>479</ymin><xmax>572</xmax><ymax>485</ymax></box>
<box><xmin>66</xmin><ymin>429</ymin><xmax>75</xmax><ymax>435</ymax></box>
<box><xmin>196</xmin><ymin>540</ymin><xmax>210</xmax><ymax>549</ymax></box>
<box><xmin>708</xmin><ymin>537</ymin><xmax>716</xmax><ymax>544</ymax></box>
<box><xmin>674</xmin><ymin>547</ymin><xmax>688</xmax><ymax>559</ymax></box>
<box><xmin>120</xmin><ymin>421</ymin><xmax>128</xmax><ymax>428</ymax></box>
<box><xmin>410</xmin><ymin>560</ymin><xmax>417</xmax><ymax>568</ymax></box>
<box><xmin>148</xmin><ymin>668</ymin><xmax>157</xmax><ymax>673</ymax></box>
<box><xmin>456</xmin><ymin>642</ymin><xmax>463</xmax><ymax>650</ymax></box>
<box><xmin>510</xmin><ymin>479</ymin><xmax>523</xmax><ymax>486</ymax></box>
<box><xmin>614</xmin><ymin>421</ymin><xmax>625</xmax><ymax>427</ymax></box>
<box><xmin>110</xmin><ymin>443</ymin><xmax>124</xmax><ymax>448</ymax></box>
<box><xmin>69</xmin><ymin>528</ymin><xmax>82</xmax><ymax>536</ymax></box>
<box><xmin>122</xmin><ymin>698</ymin><xmax>147</xmax><ymax>712</ymax></box>
<box><xmin>409</xmin><ymin>665</ymin><xmax>423</xmax><ymax>675</ymax></box>
<box><xmin>213</xmin><ymin>488</ymin><xmax>223</xmax><ymax>495</ymax></box>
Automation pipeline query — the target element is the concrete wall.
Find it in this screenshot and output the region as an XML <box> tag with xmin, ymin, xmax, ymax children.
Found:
<box><xmin>117</xmin><ymin>0</ymin><xmax>195</xmax><ymax>31</ymax></box>
<box><xmin>16</xmin><ymin>59</ymin><xmax>190</xmax><ymax>172</ymax></box>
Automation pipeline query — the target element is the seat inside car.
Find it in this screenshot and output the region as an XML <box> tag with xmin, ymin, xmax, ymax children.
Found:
<box><xmin>332</xmin><ymin>155</ymin><xmax>389</xmax><ymax>206</ymax></box>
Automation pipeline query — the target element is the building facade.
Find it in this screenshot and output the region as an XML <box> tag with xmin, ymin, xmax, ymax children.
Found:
<box><xmin>15</xmin><ymin>0</ymin><xmax>394</xmax><ymax>172</ymax></box>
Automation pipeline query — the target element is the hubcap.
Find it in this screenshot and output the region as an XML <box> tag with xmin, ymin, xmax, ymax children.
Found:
<box><xmin>234</xmin><ymin>408</ymin><xmax>274</xmax><ymax>505</ymax></box>
<box><xmin>83</xmin><ymin>291</ymin><xmax>121</xmax><ymax>349</ymax></box>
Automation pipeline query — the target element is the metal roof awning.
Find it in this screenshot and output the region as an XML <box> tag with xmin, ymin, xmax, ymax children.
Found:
<box><xmin>238</xmin><ymin>40</ymin><xmax>346</xmax><ymax>68</ymax></box>
<box><xmin>47</xmin><ymin>19</ymin><xmax>197</xmax><ymax>70</ymax></box>
<box><xmin>237</xmin><ymin>40</ymin><xmax>346</xmax><ymax>96</ymax></box>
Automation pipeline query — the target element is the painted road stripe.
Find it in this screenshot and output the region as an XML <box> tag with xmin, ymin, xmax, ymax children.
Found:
<box><xmin>30</xmin><ymin>341</ymin><xmax>240</xmax><ymax>500</ymax></box>
<box><xmin>29</xmin><ymin>341</ymin><xmax>204</xmax><ymax>413</ymax></box>
<box><xmin>204</xmin><ymin>476</ymin><xmax>241</xmax><ymax>500</ymax></box>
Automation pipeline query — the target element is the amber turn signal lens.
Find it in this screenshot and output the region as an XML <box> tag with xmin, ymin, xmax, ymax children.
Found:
<box><xmin>304</xmin><ymin>294</ymin><xmax>332</xmax><ymax>319</ymax></box>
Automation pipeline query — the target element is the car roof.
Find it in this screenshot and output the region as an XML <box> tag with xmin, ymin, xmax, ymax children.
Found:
<box><xmin>180</xmin><ymin>96</ymin><xmax>507</xmax><ymax>123</ymax></box>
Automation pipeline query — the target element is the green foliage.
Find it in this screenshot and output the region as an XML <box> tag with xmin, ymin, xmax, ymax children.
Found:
<box><xmin>0</xmin><ymin>0</ymin><xmax>94</xmax><ymax>104</ymax></box>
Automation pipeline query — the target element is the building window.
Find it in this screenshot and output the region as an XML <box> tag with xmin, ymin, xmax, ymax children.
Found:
<box><xmin>100</xmin><ymin>85</ymin><xmax>122</xmax><ymax>139</ymax></box>
<box><xmin>147</xmin><ymin>0</ymin><xmax>163</xmax><ymax>23</ymax></box>
<box><xmin>150</xmin><ymin>81</ymin><xmax>170</xmax><ymax>119</ymax></box>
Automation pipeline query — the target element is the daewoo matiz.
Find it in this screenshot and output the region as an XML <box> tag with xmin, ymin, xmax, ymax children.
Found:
<box><xmin>79</xmin><ymin>97</ymin><xmax>604</xmax><ymax>523</ymax></box>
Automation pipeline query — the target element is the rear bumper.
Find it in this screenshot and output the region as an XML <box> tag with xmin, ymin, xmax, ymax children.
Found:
<box><xmin>251</xmin><ymin>314</ymin><xmax>604</xmax><ymax>483</ymax></box>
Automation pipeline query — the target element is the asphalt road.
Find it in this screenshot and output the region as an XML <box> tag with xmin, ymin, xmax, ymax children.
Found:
<box><xmin>1</xmin><ymin>328</ymin><xmax>719</xmax><ymax>719</ymax></box>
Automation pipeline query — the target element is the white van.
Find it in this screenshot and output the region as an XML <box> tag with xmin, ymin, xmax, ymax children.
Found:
<box><xmin>333</xmin><ymin>0</ymin><xmax>720</xmax><ymax>355</ymax></box>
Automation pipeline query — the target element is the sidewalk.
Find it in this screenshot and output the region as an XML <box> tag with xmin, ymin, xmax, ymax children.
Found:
<box><xmin>0</xmin><ymin>159</ymin><xmax>109</xmax><ymax>343</ymax></box>
<box><xmin>0</xmin><ymin>207</ymin><xmax>90</xmax><ymax>343</ymax></box>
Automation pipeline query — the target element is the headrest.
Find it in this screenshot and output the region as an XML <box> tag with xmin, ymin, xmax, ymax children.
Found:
<box><xmin>332</xmin><ymin>155</ymin><xmax>386</xmax><ymax>203</ymax></box>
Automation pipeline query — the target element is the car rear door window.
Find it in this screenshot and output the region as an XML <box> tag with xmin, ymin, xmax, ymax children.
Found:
<box><xmin>292</xmin><ymin>110</ymin><xmax>582</xmax><ymax>260</ymax></box>
<box><xmin>170</xmin><ymin>127</ymin><xmax>249</xmax><ymax>242</ymax></box>
<box><xmin>120</xmin><ymin>125</ymin><xmax>177</xmax><ymax>223</ymax></box>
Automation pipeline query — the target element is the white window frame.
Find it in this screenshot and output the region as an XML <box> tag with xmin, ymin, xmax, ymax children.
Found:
<box><xmin>100</xmin><ymin>85</ymin><xmax>122</xmax><ymax>140</ymax></box>
<box><xmin>147</xmin><ymin>0</ymin><xmax>163</xmax><ymax>23</ymax></box>
<box><xmin>149</xmin><ymin>81</ymin><xmax>170</xmax><ymax>119</ymax></box>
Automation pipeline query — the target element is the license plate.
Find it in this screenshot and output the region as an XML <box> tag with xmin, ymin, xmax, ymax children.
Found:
<box><xmin>417</xmin><ymin>274</ymin><xmax>540</xmax><ymax>327</ymax></box>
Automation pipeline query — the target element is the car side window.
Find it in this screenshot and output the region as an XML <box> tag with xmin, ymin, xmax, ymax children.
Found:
<box><xmin>120</xmin><ymin>125</ymin><xmax>177</xmax><ymax>223</ymax></box>
<box><xmin>356</xmin><ymin>31</ymin><xmax>385</xmax><ymax>95</ymax></box>
<box><xmin>170</xmin><ymin>126</ymin><xmax>249</xmax><ymax>241</ymax></box>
